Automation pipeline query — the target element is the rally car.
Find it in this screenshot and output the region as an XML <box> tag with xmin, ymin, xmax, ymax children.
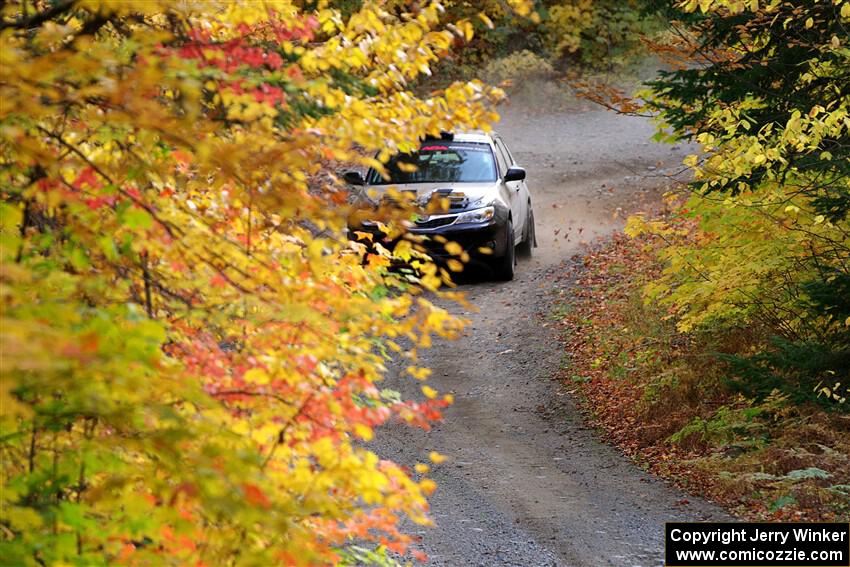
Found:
<box><xmin>344</xmin><ymin>131</ymin><xmax>535</xmax><ymax>281</ymax></box>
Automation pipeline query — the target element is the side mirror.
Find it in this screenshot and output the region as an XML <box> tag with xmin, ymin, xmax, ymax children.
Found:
<box><xmin>343</xmin><ymin>170</ymin><xmax>366</xmax><ymax>186</ymax></box>
<box><xmin>504</xmin><ymin>166</ymin><xmax>526</xmax><ymax>182</ymax></box>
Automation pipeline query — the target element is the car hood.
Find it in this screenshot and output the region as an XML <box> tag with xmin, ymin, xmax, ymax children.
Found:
<box><xmin>366</xmin><ymin>182</ymin><xmax>499</xmax><ymax>208</ymax></box>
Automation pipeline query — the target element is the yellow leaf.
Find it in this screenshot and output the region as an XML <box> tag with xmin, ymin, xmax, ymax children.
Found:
<box><xmin>407</xmin><ymin>365</ymin><xmax>432</xmax><ymax>380</ymax></box>
<box><xmin>477</xmin><ymin>12</ymin><xmax>494</xmax><ymax>29</ymax></box>
<box><xmin>464</xmin><ymin>20</ymin><xmax>474</xmax><ymax>41</ymax></box>
<box><xmin>232</xmin><ymin>419</ymin><xmax>251</xmax><ymax>436</ymax></box>
<box><xmin>394</xmin><ymin>239</ymin><xmax>413</xmax><ymax>261</ymax></box>
<box><xmin>624</xmin><ymin>214</ymin><xmax>647</xmax><ymax>237</ymax></box>
<box><xmin>354</xmin><ymin>423</ymin><xmax>373</xmax><ymax>441</ymax></box>
<box><xmin>429</xmin><ymin>451</ymin><xmax>447</xmax><ymax>464</ymax></box>
<box><xmin>244</xmin><ymin>368</ymin><xmax>270</xmax><ymax>385</ymax></box>
<box><xmin>421</xmin><ymin>385</ymin><xmax>438</xmax><ymax>399</ymax></box>
<box><xmin>422</xmin><ymin>274</ymin><xmax>442</xmax><ymax>289</ymax></box>
<box><xmin>444</xmin><ymin>241</ymin><xmax>462</xmax><ymax>256</ymax></box>
<box><xmin>367</xmin><ymin>254</ymin><xmax>391</xmax><ymax>269</ymax></box>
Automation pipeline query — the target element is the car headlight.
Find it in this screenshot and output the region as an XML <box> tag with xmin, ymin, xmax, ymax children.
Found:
<box><xmin>455</xmin><ymin>206</ymin><xmax>495</xmax><ymax>225</ymax></box>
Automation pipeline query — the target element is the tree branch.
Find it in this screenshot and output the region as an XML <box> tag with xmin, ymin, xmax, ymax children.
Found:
<box><xmin>0</xmin><ymin>0</ymin><xmax>76</xmax><ymax>31</ymax></box>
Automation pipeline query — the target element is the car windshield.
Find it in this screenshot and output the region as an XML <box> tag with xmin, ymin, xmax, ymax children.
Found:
<box><xmin>367</xmin><ymin>141</ymin><xmax>497</xmax><ymax>185</ymax></box>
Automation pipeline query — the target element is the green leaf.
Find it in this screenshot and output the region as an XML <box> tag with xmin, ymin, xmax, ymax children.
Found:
<box><xmin>0</xmin><ymin>202</ymin><xmax>23</xmax><ymax>230</ymax></box>
<box><xmin>58</xmin><ymin>501</ymin><xmax>90</xmax><ymax>530</ymax></box>
<box><xmin>769</xmin><ymin>494</ymin><xmax>796</xmax><ymax>512</ymax></box>
<box><xmin>122</xmin><ymin>208</ymin><xmax>153</xmax><ymax>229</ymax></box>
<box><xmin>785</xmin><ymin>467</ymin><xmax>831</xmax><ymax>481</ymax></box>
<box><xmin>98</xmin><ymin>236</ymin><xmax>119</xmax><ymax>261</ymax></box>
<box><xmin>69</xmin><ymin>246</ymin><xmax>90</xmax><ymax>270</ymax></box>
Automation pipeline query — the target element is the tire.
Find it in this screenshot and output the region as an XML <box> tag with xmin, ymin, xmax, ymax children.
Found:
<box><xmin>492</xmin><ymin>219</ymin><xmax>515</xmax><ymax>281</ymax></box>
<box><xmin>517</xmin><ymin>207</ymin><xmax>535</xmax><ymax>258</ymax></box>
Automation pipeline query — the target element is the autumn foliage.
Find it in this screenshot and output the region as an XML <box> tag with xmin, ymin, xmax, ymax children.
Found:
<box><xmin>0</xmin><ymin>1</ymin><xmax>530</xmax><ymax>564</ymax></box>
<box><xmin>559</xmin><ymin>0</ymin><xmax>849</xmax><ymax>521</ymax></box>
<box><xmin>633</xmin><ymin>0</ymin><xmax>850</xmax><ymax>404</ymax></box>
<box><xmin>559</xmin><ymin>230</ymin><xmax>850</xmax><ymax>521</ymax></box>
<box><xmin>570</xmin><ymin>0</ymin><xmax>850</xmax><ymax>408</ymax></box>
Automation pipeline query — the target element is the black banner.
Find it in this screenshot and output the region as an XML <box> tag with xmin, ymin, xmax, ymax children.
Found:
<box><xmin>665</xmin><ymin>522</ymin><xmax>849</xmax><ymax>566</ymax></box>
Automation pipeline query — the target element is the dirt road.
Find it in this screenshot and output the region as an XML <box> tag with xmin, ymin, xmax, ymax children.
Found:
<box><xmin>373</xmin><ymin>100</ymin><xmax>730</xmax><ymax>566</ymax></box>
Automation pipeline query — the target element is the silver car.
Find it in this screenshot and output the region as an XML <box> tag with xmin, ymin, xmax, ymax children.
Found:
<box><xmin>345</xmin><ymin>131</ymin><xmax>536</xmax><ymax>280</ymax></box>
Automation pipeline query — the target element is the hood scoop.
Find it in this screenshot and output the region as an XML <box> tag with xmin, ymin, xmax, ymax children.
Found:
<box><xmin>419</xmin><ymin>188</ymin><xmax>469</xmax><ymax>210</ymax></box>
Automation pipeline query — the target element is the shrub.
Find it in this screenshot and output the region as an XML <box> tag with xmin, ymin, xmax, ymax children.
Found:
<box><xmin>543</xmin><ymin>0</ymin><xmax>660</xmax><ymax>67</ymax></box>
<box><xmin>481</xmin><ymin>49</ymin><xmax>555</xmax><ymax>85</ymax></box>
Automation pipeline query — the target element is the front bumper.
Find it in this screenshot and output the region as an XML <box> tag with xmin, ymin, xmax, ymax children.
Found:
<box><xmin>413</xmin><ymin>220</ymin><xmax>508</xmax><ymax>260</ymax></box>
<box><xmin>349</xmin><ymin>206</ymin><xmax>509</xmax><ymax>262</ymax></box>
<box><xmin>350</xmin><ymin>217</ymin><xmax>510</xmax><ymax>263</ymax></box>
<box><xmin>349</xmin><ymin>221</ymin><xmax>507</xmax><ymax>260</ymax></box>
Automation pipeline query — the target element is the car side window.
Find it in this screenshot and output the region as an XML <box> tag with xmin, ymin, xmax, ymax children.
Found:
<box><xmin>497</xmin><ymin>139</ymin><xmax>515</xmax><ymax>165</ymax></box>
<box><xmin>495</xmin><ymin>139</ymin><xmax>513</xmax><ymax>169</ymax></box>
<box><xmin>492</xmin><ymin>143</ymin><xmax>508</xmax><ymax>177</ymax></box>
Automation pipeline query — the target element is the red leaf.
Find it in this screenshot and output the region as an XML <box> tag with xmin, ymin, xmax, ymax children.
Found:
<box><xmin>73</xmin><ymin>167</ymin><xmax>100</xmax><ymax>190</ymax></box>
<box><xmin>242</xmin><ymin>483</ymin><xmax>271</xmax><ymax>508</ymax></box>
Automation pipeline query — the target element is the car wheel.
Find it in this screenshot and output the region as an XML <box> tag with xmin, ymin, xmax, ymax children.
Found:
<box><xmin>493</xmin><ymin>219</ymin><xmax>515</xmax><ymax>281</ymax></box>
<box><xmin>517</xmin><ymin>208</ymin><xmax>535</xmax><ymax>258</ymax></box>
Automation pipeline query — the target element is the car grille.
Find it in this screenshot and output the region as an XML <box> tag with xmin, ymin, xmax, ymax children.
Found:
<box><xmin>415</xmin><ymin>216</ymin><xmax>455</xmax><ymax>229</ymax></box>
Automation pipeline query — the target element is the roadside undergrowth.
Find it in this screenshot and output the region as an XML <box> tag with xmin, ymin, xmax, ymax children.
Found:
<box><xmin>556</xmin><ymin>230</ymin><xmax>850</xmax><ymax>521</ymax></box>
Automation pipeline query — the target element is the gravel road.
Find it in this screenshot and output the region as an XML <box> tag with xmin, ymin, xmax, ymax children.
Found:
<box><xmin>372</xmin><ymin>97</ymin><xmax>731</xmax><ymax>566</ymax></box>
